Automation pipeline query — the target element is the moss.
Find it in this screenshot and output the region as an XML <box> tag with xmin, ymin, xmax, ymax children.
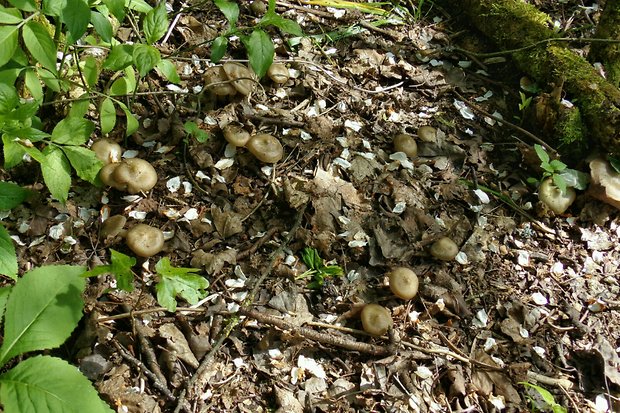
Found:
<box><xmin>589</xmin><ymin>0</ymin><xmax>620</xmax><ymax>87</ymax></box>
<box><xmin>555</xmin><ymin>105</ymin><xmax>588</xmax><ymax>162</ymax></box>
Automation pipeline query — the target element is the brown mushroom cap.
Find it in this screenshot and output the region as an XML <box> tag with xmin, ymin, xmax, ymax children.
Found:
<box><xmin>223</xmin><ymin>62</ymin><xmax>256</xmax><ymax>96</ymax></box>
<box><xmin>100</xmin><ymin>215</ymin><xmax>127</xmax><ymax>239</ymax></box>
<box><xmin>538</xmin><ymin>177</ymin><xmax>576</xmax><ymax>214</ymax></box>
<box><xmin>246</xmin><ymin>133</ymin><xmax>284</xmax><ymax>163</ymax></box>
<box><xmin>417</xmin><ymin>126</ymin><xmax>437</xmax><ymax>143</ymax></box>
<box><xmin>360</xmin><ymin>304</ymin><xmax>393</xmax><ymax>336</ymax></box>
<box><xmin>267</xmin><ymin>63</ymin><xmax>290</xmax><ymax>84</ymax></box>
<box><xmin>430</xmin><ymin>237</ymin><xmax>459</xmax><ymax>261</ymax></box>
<box><xmin>588</xmin><ymin>157</ymin><xmax>620</xmax><ymax>209</ymax></box>
<box><xmin>203</xmin><ymin>66</ymin><xmax>237</xmax><ymax>96</ymax></box>
<box><xmin>99</xmin><ymin>163</ymin><xmax>119</xmax><ymax>187</ymax></box>
<box><xmin>91</xmin><ymin>139</ymin><xmax>122</xmax><ymax>165</ymax></box>
<box><xmin>393</xmin><ymin>134</ymin><xmax>418</xmax><ymax>158</ymax></box>
<box><xmin>223</xmin><ymin>124</ymin><xmax>251</xmax><ymax>147</ymax></box>
<box><xmin>388</xmin><ymin>267</ymin><xmax>419</xmax><ymax>300</ymax></box>
<box><xmin>125</xmin><ymin>224</ymin><xmax>165</xmax><ymax>257</ymax></box>
<box><xmin>111</xmin><ymin>158</ymin><xmax>158</xmax><ymax>194</ymax></box>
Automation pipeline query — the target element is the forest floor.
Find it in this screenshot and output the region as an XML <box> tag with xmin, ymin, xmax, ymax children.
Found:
<box><xmin>4</xmin><ymin>0</ymin><xmax>620</xmax><ymax>412</ymax></box>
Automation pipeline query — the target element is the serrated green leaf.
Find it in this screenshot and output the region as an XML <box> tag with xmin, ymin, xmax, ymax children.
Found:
<box><xmin>39</xmin><ymin>67</ymin><xmax>61</xmax><ymax>92</ymax></box>
<box><xmin>6</xmin><ymin>101</ymin><xmax>39</xmax><ymax>122</ymax></box>
<box><xmin>69</xmin><ymin>96</ymin><xmax>90</xmax><ymax>118</ymax></box>
<box><xmin>2</xmin><ymin>135</ymin><xmax>25</xmax><ymax>169</ymax></box>
<box><xmin>0</xmin><ymin>286</ymin><xmax>12</xmax><ymax>324</ymax></box>
<box><xmin>184</xmin><ymin>121</ymin><xmax>209</xmax><ymax>143</ymax></box>
<box><xmin>61</xmin><ymin>145</ymin><xmax>103</xmax><ymax>184</ymax></box>
<box><xmin>7</xmin><ymin>0</ymin><xmax>35</xmax><ymax>12</ymax></box>
<box><xmin>103</xmin><ymin>0</ymin><xmax>125</xmax><ymax>22</ymax></box>
<box><xmin>0</xmin><ymin>225</ymin><xmax>17</xmax><ymax>280</ymax></box>
<box><xmin>245</xmin><ymin>29</ymin><xmax>273</xmax><ymax>78</ymax></box>
<box><xmin>0</xmin><ymin>83</ymin><xmax>18</xmax><ymax>114</ymax></box>
<box><xmin>61</xmin><ymin>0</ymin><xmax>90</xmax><ymax>44</ymax></box>
<box><xmin>0</xmin><ymin>182</ymin><xmax>30</xmax><ymax>210</ymax></box>
<box><xmin>214</xmin><ymin>0</ymin><xmax>238</xmax><ymax>26</ymax></box>
<box><xmin>0</xmin><ymin>26</ymin><xmax>19</xmax><ymax>68</ymax></box>
<box><xmin>100</xmin><ymin>97</ymin><xmax>116</xmax><ymax>134</ymax></box>
<box><xmin>534</xmin><ymin>144</ymin><xmax>549</xmax><ymax>164</ymax></box>
<box><xmin>24</xmin><ymin>68</ymin><xmax>43</xmax><ymax>102</ymax></box>
<box><xmin>0</xmin><ymin>355</ymin><xmax>114</xmax><ymax>413</ymax></box>
<box><xmin>109</xmin><ymin>249</ymin><xmax>136</xmax><ymax>291</ymax></box>
<box><xmin>210</xmin><ymin>36</ymin><xmax>228</xmax><ymax>63</ymax></box>
<box><xmin>90</xmin><ymin>10</ymin><xmax>113</xmax><ymax>43</ymax></box>
<box><xmin>82</xmin><ymin>55</ymin><xmax>99</xmax><ymax>88</ymax></box>
<box><xmin>40</xmin><ymin>146</ymin><xmax>71</xmax><ymax>203</ymax></box>
<box><xmin>124</xmin><ymin>0</ymin><xmax>151</xmax><ymax>13</ymax></box>
<box><xmin>0</xmin><ymin>265</ymin><xmax>86</xmax><ymax>365</ymax></box>
<box><xmin>22</xmin><ymin>22</ymin><xmax>57</xmax><ymax>75</ymax></box>
<box><xmin>117</xmin><ymin>101</ymin><xmax>138</xmax><ymax>136</ymax></box>
<box><xmin>260</xmin><ymin>11</ymin><xmax>303</xmax><ymax>36</ymax></box>
<box><xmin>155</xmin><ymin>257</ymin><xmax>208</xmax><ymax>312</ymax></box>
<box><xmin>155</xmin><ymin>58</ymin><xmax>180</xmax><ymax>83</ymax></box>
<box><xmin>103</xmin><ymin>44</ymin><xmax>134</xmax><ymax>71</ymax></box>
<box><xmin>549</xmin><ymin>159</ymin><xmax>567</xmax><ymax>171</ymax></box>
<box><xmin>143</xmin><ymin>1</ymin><xmax>168</xmax><ymax>44</ymax></box>
<box><xmin>132</xmin><ymin>44</ymin><xmax>160</xmax><ymax>77</ymax></box>
<box><xmin>21</xmin><ymin>144</ymin><xmax>46</xmax><ymax>164</ymax></box>
<box><xmin>51</xmin><ymin>116</ymin><xmax>95</xmax><ymax>145</ymax></box>
<box><xmin>0</xmin><ymin>5</ymin><xmax>22</xmax><ymax>24</ymax></box>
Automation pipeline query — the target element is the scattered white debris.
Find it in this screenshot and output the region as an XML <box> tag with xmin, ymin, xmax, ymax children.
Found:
<box><xmin>49</xmin><ymin>223</ymin><xmax>65</xmax><ymax>240</ymax></box>
<box><xmin>474</xmin><ymin>90</ymin><xmax>493</xmax><ymax>102</ymax></box>
<box><xmin>488</xmin><ymin>394</ymin><xmax>506</xmax><ymax>410</ymax></box>
<box><xmin>531</xmin><ymin>292</ymin><xmax>548</xmax><ymax>306</ymax></box>
<box><xmin>483</xmin><ymin>337</ymin><xmax>496</xmax><ymax>352</ymax></box>
<box><xmin>128</xmin><ymin>211</ymin><xmax>147</xmax><ymax>220</ymax></box>
<box><xmin>298</xmin><ymin>355</ymin><xmax>326</xmax><ymax>379</ymax></box>
<box><xmin>532</xmin><ymin>346</ymin><xmax>545</xmax><ymax>357</ymax></box>
<box><xmin>415</xmin><ymin>366</ymin><xmax>433</xmax><ymax>379</ymax></box>
<box><xmin>214</xmin><ymin>158</ymin><xmax>234</xmax><ymax>170</ymax></box>
<box><xmin>453</xmin><ymin>99</ymin><xmax>475</xmax><ymax>120</ymax></box>
<box><xmin>344</xmin><ymin>119</ymin><xmax>363</xmax><ymax>132</ymax></box>
<box><xmin>473</xmin><ymin>309</ymin><xmax>488</xmax><ymax>328</ymax></box>
<box><xmin>333</xmin><ymin>157</ymin><xmax>351</xmax><ymax>169</ymax></box>
<box><xmin>455</xmin><ymin>251</ymin><xmax>469</xmax><ymax>265</ymax></box>
<box><xmin>182</xmin><ymin>208</ymin><xmax>199</xmax><ymax>221</ymax></box>
<box><xmin>122</xmin><ymin>150</ymin><xmax>139</xmax><ymax>158</ymax></box>
<box><xmin>473</xmin><ymin>189</ymin><xmax>490</xmax><ymax>204</ymax></box>
<box><xmin>392</xmin><ymin>202</ymin><xmax>406</xmax><ymax>214</ymax></box>
<box><xmin>261</xmin><ymin>166</ymin><xmax>272</xmax><ymax>177</ymax></box>
<box><xmin>389</xmin><ymin>152</ymin><xmax>414</xmax><ymax>170</ymax></box>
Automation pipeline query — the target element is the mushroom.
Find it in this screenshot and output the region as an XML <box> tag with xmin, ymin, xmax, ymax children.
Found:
<box><xmin>99</xmin><ymin>162</ymin><xmax>119</xmax><ymax>187</ymax></box>
<box><xmin>417</xmin><ymin>126</ymin><xmax>437</xmax><ymax>143</ymax></box>
<box><xmin>100</xmin><ymin>215</ymin><xmax>127</xmax><ymax>240</ymax></box>
<box><xmin>222</xmin><ymin>62</ymin><xmax>256</xmax><ymax>96</ymax></box>
<box><xmin>393</xmin><ymin>133</ymin><xmax>417</xmax><ymax>158</ymax></box>
<box><xmin>250</xmin><ymin>0</ymin><xmax>266</xmax><ymax>15</ymax></box>
<box><xmin>109</xmin><ymin>158</ymin><xmax>158</xmax><ymax>194</ymax></box>
<box><xmin>538</xmin><ymin>177</ymin><xmax>576</xmax><ymax>214</ymax></box>
<box><xmin>203</xmin><ymin>66</ymin><xmax>237</xmax><ymax>96</ymax></box>
<box><xmin>430</xmin><ymin>237</ymin><xmax>459</xmax><ymax>261</ymax></box>
<box><xmin>588</xmin><ymin>157</ymin><xmax>620</xmax><ymax>209</ymax></box>
<box><xmin>223</xmin><ymin>123</ymin><xmax>251</xmax><ymax>147</ymax></box>
<box><xmin>246</xmin><ymin>133</ymin><xmax>284</xmax><ymax>163</ymax></box>
<box><xmin>125</xmin><ymin>224</ymin><xmax>165</xmax><ymax>257</ymax></box>
<box><xmin>91</xmin><ymin>139</ymin><xmax>122</xmax><ymax>165</ymax></box>
<box><xmin>388</xmin><ymin>267</ymin><xmax>419</xmax><ymax>300</ymax></box>
<box><xmin>360</xmin><ymin>304</ymin><xmax>393</xmax><ymax>336</ymax></box>
<box><xmin>267</xmin><ymin>63</ymin><xmax>290</xmax><ymax>84</ymax></box>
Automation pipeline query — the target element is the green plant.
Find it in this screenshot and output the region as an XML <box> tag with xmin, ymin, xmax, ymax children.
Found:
<box><xmin>519</xmin><ymin>91</ymin><xmax>533</xmax><ymax>112</ymax></box>
<box><xmin>528</xmin><ymin>144</ymin><xmax>588</xmax><ymax>193</ymax></box>
<box><xmin>297</xmin><ymin>247</ymin><xmax>344</xmax><ymax>289</ymax></box>
<box><xmin>520</xmin><ymin>382</ymin><xmax>567</xmax><ymax>413</ymax></box>
<box><xmin>0</xmin><ymin>181</ymin><xmax>31</xmax><ymax>280</ymax></box>
<box><xmin>84</xmin><ymin>251</ymin><xmax>209</xmax><ymax>312</ymax></box>
<box><xmin>184</xmin><ymin>121</ymin><xmax>210</xmax><ymax>143</ymax></box>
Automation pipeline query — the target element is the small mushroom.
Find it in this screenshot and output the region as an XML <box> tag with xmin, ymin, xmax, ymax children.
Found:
<box><xmin>250</xmin><ymin>0</ymin><xmax>266</xmax><ymax>15</ymax></box>
<box><xmin>267</xmin><ymin>63</ymin><xmax>290</xmax><ymax>84</ymax></box>
<box><xmin>588</xmin><ymin>157</ymin><xmax>620</xmax><ymax>209</ymax></box>
<box><xmin>430</xmin><ymin>237</ymin><xmax>459</xmax><ymax>261</ymax></box>
<box><xmin>100</xmin><ymin>215</ymin><xmax>127</xmax><ymax>239</ymax></box>
<box><xmin>393</xmin><ymin>134</ymin><xmax>417</xmax><ymax>158</ymax></box>
<box><xmin>223</xmin><ymin>123</ymin><xmax>251</xmax><ymax>147</ymax></box>
<box><xmin>538</xmin><ymin>177</ymin><xmax>576</xmax><ymax>214</ymax></box>
<box><xmin>99</xmin><ymin>163</ymin><xmax>119</xmax><ymax>187</ymax></box>
<box><xmin>360</xmin><ymin>304</ymin><xmax>393</xmax><ymax>336</ymax></box>
<box><xmin>203</xmin><ymin>66</ymin><xmax>237</xmax><ymax>96</ymax></box>
<box><xmin>388</xmin><ymin>267</ymin><xmax>419</xmax><ymax>300</ymax></box>
<box><xmin>223</xmin><ymin>62</ymin><xmax>256</xmax><ymax>96</ymax></box>
<box><xmin>417</xmin><ymin>126</ymin><xmax>437</xmax><ymax>143</ymax></box>
<box><xmin>110</xmin><ymin>158</ymin><xmax>158</xmax><ymax>194</ymax></box>
<box><xmin>246</xmin><ymin>133</ymin><xmax>284</xmax><ymax>163</ymax></box>
<box><xmin>91</xmin><ymin>139</ymin><xmax>122</xmax><ymax>165</ymax></box>
<box><xmin>125</xmin><ymin>224</ymin><xmax>165</xmax><ymax>257</ymax></box>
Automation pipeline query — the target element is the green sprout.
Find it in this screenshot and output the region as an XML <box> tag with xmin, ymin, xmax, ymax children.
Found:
<box><xmin>527</xmin><ymin>144</ymin><xmax>588</xmax><ymax>193</ymax></box>
<box><xmin>520</xmin><ymin>382</ymin><xmax>567</xmax><ymax>413</ymax></box>
<box><xmin>297</xmin><ymin>248</ymin><xmax>344</xmax><ymax>289</ymax></box>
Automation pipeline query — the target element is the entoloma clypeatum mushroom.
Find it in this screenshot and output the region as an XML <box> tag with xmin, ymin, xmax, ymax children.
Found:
<box><xmin>393</xmin><ymin>134</ymin><xmax>417</xmax><ymax>158</ymax></box>
<box><xmin>430</xmin><ymin>237</ymin><xmax>459</xmax><ymax>261</ymax></box>
<box><xmin>538</xmin><ymin>177</ymin><xmax>576</xmax><ymax>214</ymax></box>
<box><xmin>223</xmin><ymin>123</ymin><xmax>251</xmax><ymax>147</ymax></box>
<box><xmin>99</xmin><ymin>158</ymin><xmax>158</xmax><ymax>194</ymax></box>
<box><xmin>91</xmin><ymin>139</ymin><xmax>122</xmax><ymax>165</ymax></box>
<box><xmin>267</xmin><ymin>62</ymin><xmax>290</xmax><ymax>84</ymax></box>
<box><xmin>125</xmin><ymin>224</ymin><xmax>165</xmax><ymax>257</ymax></box>
<box><xmin>361</xmin><ymin>304</ymin><xmax>393</xmax><ymax>336</ymax></box>
<box><xmin>246</xmin><ymin>133</ymin><xmax>284</xmax><ymax>163</ymax></box>
<box><xmin>388</xmin><ymin>267</ymin><xmax>419</xmax><ymax>300</ymax></box>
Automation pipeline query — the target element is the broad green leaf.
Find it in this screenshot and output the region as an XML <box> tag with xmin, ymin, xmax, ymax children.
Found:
<box><xmin>42</xmin><ymin>0</ymin><xmax>63</xmax><ymax>16</ymax></box>
<box><xmin>559</xmin><ymin>169</ymin><xmax>589</xmax><ymax>190</ymax></box>
<box><xmin>132</xmin><ymin>44</ymin><xmax>160</xmax><ymax>77</ymax></box>
<box><xmin>0</xmin><ymin>225</ymin><xmax>17</xmax><ymax>281</ymax></box>
<box><xmin>103</xmin><ymin>44</ymin><xmax>134</xmax><ymax>71</ymax></box>
<box><xmin>0</xmin><ymin>265</ymin><xmax>86</xmax><ymax>365</ymax></box>
<box><xmin>22</xmin><ymin>22</ymin><xmax>57</xmax><ymax>75</ymax></box>
<box><xmin>2</xmin><ymin>135</ymin><xmax>25</xmax><ymax>168</ymax></box>
<box><xmin>61</xmin><ymin>145</ymin><xmax>103</xmax><ymax>184</ymax></box>
<box><xmin>117</xmin><ymin>102</ymin><xmax>138</xmax><ymax>135</ymax></box>
<box><xmin>155</xmin><ymin>257</ymin><xmax>208</xmax><ymax>312</ymax></box>
<box><xmin>0</xmin><ymin>182</ymin><xmax>29</xmax><ymax>210</ymax></box>
<box><xmin>69</xmin><ymin>96</ymin><xmax>90</xmax><ymax>118</ymax></box>
<box><xmin>82</xmin><ymin>55</ymin><xmax>99</xmax><ymax>88</ymax></box>
<box><xmin>0</xmin><ymin>286</ymin><xmax>12</xmax><ymax>324</ymax></box>
<box><xmin>0</xmin><ymin>355</ymin><xmax>114</xmax><ymax>413</ymax></box>
<box><xmin>51</xmin><ymin>116</ymin><xmax>95</xmax><ymax>145</ymax></box>
<box><xmin>143</xmin><ymin>1</ymin><xmax>168</xmax><ymax>45</ymax></box>
<box><xmin>90</xmin><ymin>11</ymin><xmax>113</xmax><ymax>43</ymax></box>
<box><xmin>552</xmin><ymin>173</ymin><xmax>567</xmax><ymax>193</ymax></box>
<box><xmin>0</xmin><ymin>5</ymin><xmax>22</xmax><ymax>24</ymax></box>
<box><xmin>61</xmin><ymin>0</ymin><xmax>90</xmax><ymax>44</ymax></box>
<box><xmin>0</xmin><ymin>83</ymin><xmax>18</xmax><ymax>114</ymax></box>
<box><xmin>103</xmin><ymin>0</ymin><xmax>125</xmax><ymax>22</ymax></box>
<box><xmin>24</xmin><ymin>68</ymin><xmax>43</xmax><ymax>101</ymax></box>
<box><xmin>100</xmin><ymin>97</ymin><xmax>116</xmax><ymax>134</ymax></box>
<box><xmin>0</xmin><ymin>68</ymin><xmax>21</xmax><ymax>85</ymax></box>
<box><xmin>125</xmin><ymin>0</ymin><xmax>151</xmax><ymax>13</ymax></box>
<box><xmin>260</xmin><ymin>11</ymin><xmax>303</xmax><ymax>36</ymax></box>
<box><xmin>184</xmin><ymin>121</ymin><xmax>209</xmax><ymax>143</ymax></box>
<box><xmin>7</xmin><ymin>0</ymin><xmax>35</xmax><ymax>12</ymax></box>
<box><xmin>534</xmin><ymin>144</ymin><xmax>549</xmax><ymax>165</ymax></box>
<box><xmin>155</xmin><ymin>58</ymin><xmax>180</xmax><ymax>83</ymax></box>
<box><xmin>549</xmin><ymin>159</ymin><xmax>567</xmax><ymax>171</ymax></box>
<box><xmin>109</xmin><ymin>77</ymin><xmax>130</xmax><ymax>96</ymax></box>
<box><xmin>210</xmin><ymin>36</ymin><xmax>227</xmax><ymax>63</ymax></box>
<box><xmin>245</xmin><ymin>29</ymin><xmax>273</xmax><ymax>78</ymax></box>
<box><xmin>39</xmin><ymin>67</ymin><xmax>61</xmax><ymax>92</ymax></box>
<box><xmin>40</xmin><ymin>146</ymin><xmax>71</xmax><ymax>203</ymax></box>
<box><xmin>21</xmin><ymin>144</ymin><xmax>46</xmax><ymax>164</ymax></box>
<box><xmin>609</xmin><ymin>156</ymin><xmax>620</xmax><ymax>174</ymax></box>
<box><xmin>6</xmin><ymin>100</ymin><xmax>39</xmax><ymax>122</ymax></box>
<box><xmin>109</xmin><ymin>249</ymin><xmax>136</xmax><ymax>291</ymax></box>
<box><xmin>2</xmin><ymin>125</ymin><xmax>48</xmax><ymax>141</ymax></box>
<box><xmin>0</xmin><ymin>26</ymin><xmax>19</xmax><ymax>68</ymax></box>
<box><xmin>214</xmin><ymin>0</ymin><xmax>238</xmax><ymax>26</ymax></box>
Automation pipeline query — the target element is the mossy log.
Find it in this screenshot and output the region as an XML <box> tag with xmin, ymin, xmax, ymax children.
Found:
<box><xmin>442</xmin><ymin>0</ymin><xmax>620</xmax><ymax>155</ymax></box>
<box><xmin>589</xmin><ymin>0</ymin><xmax>620</xmax><ymax>87</ymax></box>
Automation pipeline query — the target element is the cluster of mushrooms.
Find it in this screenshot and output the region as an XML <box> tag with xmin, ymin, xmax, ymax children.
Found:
<box><xmin>92</xmin><ymin>139</ymin><xmax>165</xmax><ymax>257</ymax></box>
<box><xmin>223</xmin><ymin>124</ymin><xmax>284</xmax><ymax>163</ymax></box>
<box><xmin>203</xmin><ymin>62</ymin><xmax>290</xmax><ymax>98</ymax></box>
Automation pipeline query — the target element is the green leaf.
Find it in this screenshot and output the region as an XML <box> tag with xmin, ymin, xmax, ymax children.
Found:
<box><xmin>109</xmin><ymin>249</ymin><xmax>136</xmax><ymax>291</ymax></box>
<box><xmin>184</xmin><ymin>121</ymin><xmax>209</xmax><ymax>143</ymax></box>
<box><xmin>109</xmin><ymin>77</ymin><xmax>130</xmax><ymax>96</ymax></box>
<box><xmin>210</xmin><ymin>36</ymin><xmax>228</xmax><ymax>63</ymax></box>
<box><xmin>24</xmin><ymin>68</ymin><xmax>43</xmax><ymax>102</ymax></box>
<box><xmin>549</xmin><ymin>159</ymin><xmax>567</xmax><ymax>172</ymax></box>
<box><xmin>132</xmin><ymin>44</ymin><xmax>161</xmax><ymax>77</ymax></box>
<box><xmin>117</xmin><ymin>101</ymin><xmax>138</xmax><ymax>136</ymax></box>
<box><xmin>61</xmin><ymin>146</ymin><xmax>103</xmax><ymax>184</ymax></box>
<box><xmin>22</xmin><ymin>22</ymin><xmax>57</xmax><ymax>75</ymax></box>
<box><xmin>213</xmin><ymin>0</ymin><xmax>239</xmax><ymax>26</ymax></box>
<box><xmin>124</xmin><ymin>0</ymin><xmax>151</xmax><ymax>13</ymax></box>
<box><xmin>51</xmin><ymin>116</ymin><xmax>95</xmax><ymax>145</ymax></box>
<box><xmin>155</xmin><ymin>58</ymin><xmax>180</xmax><ymax>84</ymax></box>
<box><xmin>103</xmin><ymin>0</ymin><xmax>125</xmax><ymax>22</ymax></box>
<box><xmin>552</xmin><ymin>173</ymin><xmax>567</xmax><ymax>194</ymax></box>
<box><xmin>260</xmin><ymin>11</ymin><xmax>303</xmax><ymax>36</ymax></box>
<box><xmin>103</xmin><ymin>44</ymin><xmax>134</xmax><ymax>71</ymax></box>
<box><xmin>0</xmin><ymin>182</ymin><xmax>30</xmax><ymax>210</ymax></box>
<box><xmin>245</xmin><ymin>29</ymin><xmax>273</xmax><ymax>78</ymax></box>
<box><xmin>90</xmin><ymin>11</ymin><xmax>113</xmax><ymax>43</ymax></box>
<box><xmin>533</xmin><ymin>144</ymin><xmax>549</xmax><ymax>165</ymax></box>
<box><xmin>0</xmin><ymin>355</ymin><xmax>113</xmax><ymax>413</ymax></box>
<box><xmin>0</xmin><ymin>225</ymin><xmax>17</xmax><ymax>281</ymax></box>
<box><xmin>0</xmin><ymin>83</ymin><xmax>18</xmax><ymax>114</ymax></box>
<box><xmin>2</xmin><ymin>135</ymin><xmax>25</xmax><ymax>169</ymax></box>
<box><xmin>610</xmin><ymin>156</ymin><xmax>620</xmax><ymax>174</ymax></box>
<box><xmin>61</xmin><ymin>0</ymin><xmax>90</xmax><ymax>44</ymax></box>
<box><xmin>39</xmin><ymin>67</ymin><xmax>61</xmax><ymax>92</ymax></box>
<box><xmin>82</xmin><ymin>55</ymin><xmax>99</xmax><ymax>88</ymax></box>
<box><xmin>559</xmin><ymin>169</ymin><xmax>589</xmax><ymax>191</ymax></box>
<box><xmin>155</xmin><ymin>257</ymin><xmax>208</xmax><ymax>312</ymax></box>
<box><xmin>69</xmin><ymin>96</ymin><xmax>90</xmax><ymax>118</ymax></box>
<box><xmin>0</xmin><ymin>265</ymin><xmax>86</xmax><ymax>366</ymax></box>
<box><xmin>0</xmin><ymin>25</ymin><xmax>19</xmax><ymax>68</ymax></box>
<box><xmin>143</xmin><ymin>1</ymin><xmax>168</xmax><ymax>44</ymax></box>
<box><xmin>40</xmin><ymin>146</ymin><xmax>71</xmax><ymax>203</ymax></box>
<box><xmin>100</xmin><ymin>97</ymin><xmax>116</xmax><ymax>134</ymax></box>
<box><xmin>0</xmin><ymin>5</ymin><xmax>22</xmax><ymax>24</ymax></box>
<box><xmin>0</xmin><ymin>286</ymin><xmax>12</xmax><ymax>324</ymax></box>
<box><xmin>6</xmin><ymin>101</ymin><xmax>39</xmax><ymax>122</ymax></box>
<box><xmin>7</xmin><ymin>0</ymin><xmax>35</xmax><ymax>12</ymax></box>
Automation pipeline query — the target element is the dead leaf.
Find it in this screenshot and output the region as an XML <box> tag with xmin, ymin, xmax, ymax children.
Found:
<box><xmin>312</xmin><ymin>167</ymin><xmax>369</xmax><ymax>210</ymax></box>
<box><xmin>159</xmin><ymin>323</ymin><xmax>200</xmax><ymax>368</ymax></box>
<box><xmin>212</xmin><ymin>205</ymin><xmax>243</xmax><ymax>238</ymax></box>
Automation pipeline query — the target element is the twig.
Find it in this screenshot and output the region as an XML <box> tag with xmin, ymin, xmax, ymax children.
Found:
<box><xmin>526</xmin><ymin>370</ymin><xmax>574</xmax><ymax>390</ymax></box>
